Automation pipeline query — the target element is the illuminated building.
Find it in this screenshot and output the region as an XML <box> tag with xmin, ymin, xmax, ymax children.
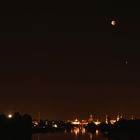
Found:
<box><xmin>81</xmin><ymin>120</ymin><xmax>88</xmax><ymax>125</ymax></box>
<box><xmin>117</xmin><ymin>114</ymin><xmax>120</xmax><ymax>121</ymax></box>
<box><xmin>32</xmin><ymin>120</ymin><xmax>39</xmax><ymax>127</ymax></box>
<box><xmin>52</xmin><ymin>124</ymin><xmax>58</xmax><ymax>128</ymax></box>
<box><xmin>71</xmin><ymin>118</ymin><xmax>80</xmax><ymax>125</ymax></box>
<box><xmin>94</xmin><ymin>119</ymin><xmax>101</xmax><ymax>125</ymax></box>
<box><xmin>105</xmin><ymin>115</ymin><xmax>116</xmax><ymax>124</ymax></box>
<box><xmin>110</xmin><ymin>119</ymin><xmax>116</xmax><ymax>124</ymax></box>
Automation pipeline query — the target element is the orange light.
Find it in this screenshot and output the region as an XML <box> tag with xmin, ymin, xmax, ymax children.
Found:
<box><xmin>111</xmin><ymin>20</ymin><xmax>117</xmax><ymax>26</ymax></box>
<box><xmin>96</xmin><ymin>130</ymin><xmax>99</xmax><ymax>135</ymax></box>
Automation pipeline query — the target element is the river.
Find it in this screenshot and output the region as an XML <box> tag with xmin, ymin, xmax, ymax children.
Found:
<box><xmin>32</xmin><ymin>128</ymin><xmax>108</xmax><ymax>140</ymax></box>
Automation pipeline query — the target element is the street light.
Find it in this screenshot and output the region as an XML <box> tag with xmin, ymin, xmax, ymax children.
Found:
<box><xmin>8</xmin><ymin>114</ymin><xmax>13</xmax><ymax>118</ymax></box>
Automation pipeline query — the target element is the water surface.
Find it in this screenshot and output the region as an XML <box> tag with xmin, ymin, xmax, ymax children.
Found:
<box><xmin>32</xmin><ymin>128</ymin><xmax>108</xmax><ymax>140</ymax></box>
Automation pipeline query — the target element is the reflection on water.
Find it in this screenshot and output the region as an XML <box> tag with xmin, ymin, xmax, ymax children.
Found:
<box><xmin>32</xmin><ymin>127</ymin><xmax>107</xmax><ymax>140</ymax></box>
<box><xmin>96</xmin><ymin>130</ymin><xmax>99</xmax><ymax>136</ymax></box>
<box><xmin>82</xmin><ymin>127</ymin><xmax>86</xmax><ymax>134</ymax></box>
<box><xmin>37</xmin><ymin>134</ymin><xmax>40</xmax><ymax>140</ymax></box>
<box><xmin>72</xmin><ymin>127</ymin><xmax>80</xmax><ymax>135</ymax></box>
<box><xmin>89</xmin><ymin>133</ymin><xmax>93</xmax><ymax>140</ymax></box>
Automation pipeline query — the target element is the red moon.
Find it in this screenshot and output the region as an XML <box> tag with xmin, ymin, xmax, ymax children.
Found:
<box><xmin>111</xmin><ymin>20</ymin><xmax>117</xmax><ymax>26</ymax></box>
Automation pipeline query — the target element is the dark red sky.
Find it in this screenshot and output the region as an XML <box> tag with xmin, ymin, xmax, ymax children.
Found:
<box><xmin>0</xmin><ymin>1</ymin><xmax>140</xmax><ymax>120</ymax></box>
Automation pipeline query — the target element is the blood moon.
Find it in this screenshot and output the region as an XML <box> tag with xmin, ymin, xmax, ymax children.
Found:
<box><xmin>111</xmin><ymin>20</ymin><xmax>117</xmax><ymax>26</ymax></box>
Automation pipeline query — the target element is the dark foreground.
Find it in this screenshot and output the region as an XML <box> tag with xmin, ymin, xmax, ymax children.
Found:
<box><xmin>0</xmin><ymin>112</ymin><xmax>32</xmax><ymax>140</ymax></box>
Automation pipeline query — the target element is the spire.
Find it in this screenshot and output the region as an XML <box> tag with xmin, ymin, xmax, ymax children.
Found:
<box><xmin>105</xmin><ymin>115</ymin><xmax>108</xmax><ymax>124</ymax></box>
<box><xmin>117</xmin><ymin>113</ymin><xmax>120</xmax><ymax>121</ymax></box>
<box><xmin>88</xmin><ymin>114</ymin><xmax>93</xmax><ymax>122</ymax></box>
<box><xmin>131</xmin><ymin>115</ymin><xmax>134</xmax><ymax>120</ymax></box>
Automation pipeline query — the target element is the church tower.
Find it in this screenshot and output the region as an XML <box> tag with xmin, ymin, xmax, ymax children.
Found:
<box><xmin>88</xmin><ymin>114</ymin><xmax>93</xmax><ymax>123</ymax></box>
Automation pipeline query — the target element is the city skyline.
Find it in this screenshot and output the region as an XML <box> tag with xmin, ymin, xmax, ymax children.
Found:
<box><xmin>6</xmin><ymin>112</ymin><xmax>136</xmax><ymax>121</ymax></box>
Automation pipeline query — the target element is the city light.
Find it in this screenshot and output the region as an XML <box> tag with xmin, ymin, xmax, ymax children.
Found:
<box><xmin>94</xmin><ymin>120</ymin><xmax>101</xmax><ymax>125</ymax></box>
<box><xmin>73</xmin><ymin>127</ymin><xmax>80</xmax><ymax>135</ymax></box>
<box><xmin>96</xmin><ymin>130</ymin><xmax>99</xmax><ymax>135</ymax></box>
<box><xmin>110</xmin><ymin>120</ymin><xmax>116</xmax><ymax>124</ymax></box>
<box><xmin>71</xmin><ymin>118</ymin><xmax>80</xmax><ymax>125</ymax></box>
<box><xmin>81</xmin><ymin>128</ymin><xmax>86</xmax><ymax>134</ymax></box>
<box><xmin>52</xmin><ymin>124</ymin><xmax>58</xmax><ymax>128</ymax></box>
<box><xmin>89</xmin><ymin>133</ymin><xmax>93</xmax><ymax>140</ymax></box>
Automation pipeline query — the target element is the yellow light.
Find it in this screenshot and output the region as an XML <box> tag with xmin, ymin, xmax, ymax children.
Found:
<box><xmin>71</xmin><ymin>118</ymin><xmax>80</xmax><ymax>125</ymax></box>
<box><xmin>81</xmin><ymin>127</ymin><xmax>86</xmax><ymax>134</ymax></box>
<box><xmin>8</xmin><ymin>114</ymin><xmax>13</xmax><ymax>118</ymax></box>
<box><xmin>73</xmin><ymin>127</ymin><xmax>80</xmax><ymax>135</ymax></box>
<box><xmin>110</xmin><ymin>120</ymin><xmax>116</xmax><ymax>124</ymax></box>
<box><xmin>75</xmin><ymin>118</ymin><xmax>78</xmax><ymax>122</ymax></box>
<box><xmin>94</xmin><ymin>120</ymin><xmax>101</xmax><ymax>125</ymax></box>
<box><xmin>53</xmin><ymin>124</ymin><xmax>58</xmax><ymax>128</ymax></box>
<box><xmin>96</xmin><ymin>130</ymin><xmax>99</xmax><ymax>135</ymax></box>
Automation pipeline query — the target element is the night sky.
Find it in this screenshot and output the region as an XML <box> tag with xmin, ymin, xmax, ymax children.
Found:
<box><xmin>0</xmin><ymin>1</ymin><xmax>140</xmax><ymax>120</ymax></box>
